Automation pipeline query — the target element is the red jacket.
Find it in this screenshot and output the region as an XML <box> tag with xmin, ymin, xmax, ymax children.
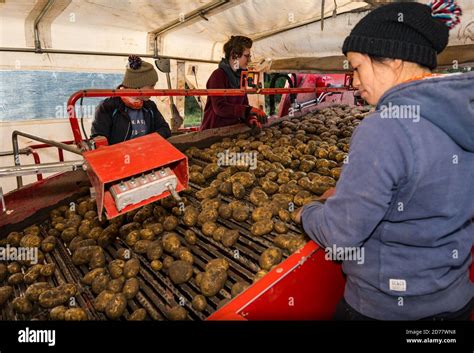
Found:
<box><xmin>200</xmin><ymin>68</ymin><xmax>249</xmax><ymax>130</ymax></box>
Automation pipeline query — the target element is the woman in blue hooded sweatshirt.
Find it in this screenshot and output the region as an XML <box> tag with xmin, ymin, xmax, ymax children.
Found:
<box><xmin>296</xmin><ymin>1</ymin><xmax>473</xmax><ymax>320</ymax></box>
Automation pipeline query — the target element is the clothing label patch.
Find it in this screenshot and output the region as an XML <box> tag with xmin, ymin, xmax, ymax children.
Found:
<box><xmin>389</xmin><ymin>279</ymin><xmax>406</xmax><ymax>292</ymax></box>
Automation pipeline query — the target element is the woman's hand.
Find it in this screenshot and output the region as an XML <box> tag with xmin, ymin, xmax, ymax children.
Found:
<box><xmin>293</xmin><ymin>187</ymin><xmax>336</xmax><ymax>224</ymax></box>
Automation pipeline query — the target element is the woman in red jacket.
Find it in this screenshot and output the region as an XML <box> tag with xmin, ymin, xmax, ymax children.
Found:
<box><xmin>201</xmin><ymin>36</ymin><xmax>267</xmax><ymax>131</ymax></box>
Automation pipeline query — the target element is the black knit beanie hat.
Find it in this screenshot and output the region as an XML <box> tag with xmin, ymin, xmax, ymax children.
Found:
<box><xmin>342</xmin><ymin>1</ymin><xmax>462</xmax><ymax>69</ymax></box>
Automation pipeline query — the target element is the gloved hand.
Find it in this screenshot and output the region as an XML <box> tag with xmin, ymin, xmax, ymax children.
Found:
<box><xmin>246</xmin><ymin>115</ymin><xmax>262</xmax><ymax>133</ymax></box>
<box><xmin>248</xmin><ymin>107</ymin><xmax>268</xmax><ymax>125</ymax></box>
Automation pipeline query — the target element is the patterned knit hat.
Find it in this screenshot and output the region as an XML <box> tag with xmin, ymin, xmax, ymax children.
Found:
<box><xmin>122</xmin><ymin>55</ymin><xmax>158</xmax><ymax>88</ymax></box>
<box><xmin>342</xmin><ymin>1</ymin><xmax>462</xmax><ymax>69</ymax></box>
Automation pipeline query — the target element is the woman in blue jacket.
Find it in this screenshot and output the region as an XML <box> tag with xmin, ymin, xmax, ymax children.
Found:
<box><xmin>297</xmin><ymin>1</ymin><xmax>473</xmax><ymax>320</ymax></box>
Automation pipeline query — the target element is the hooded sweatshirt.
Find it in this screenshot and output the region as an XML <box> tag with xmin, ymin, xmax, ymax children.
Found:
<box><xmin>301</xmin><ymin>72</ymin><xmax>474</xmax><ymax>320</ymax></box>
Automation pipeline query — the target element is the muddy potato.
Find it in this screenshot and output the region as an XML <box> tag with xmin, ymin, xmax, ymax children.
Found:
<box><xmin>78</xmin><ymin>223</ymin><xmax>91</xmax><ymax>237</ymax></box>
<box><xmin>7</xmin><ymin>232</ymin><xmax>22</xmax><ymax>246</ymax></box>
<box><xmin>119</xmin><ymin>222</ymin><xmax>141</xmax><ymax>238</ymax></box>
<box><xmin>163</xmin><ymin>256</ymin><xmax>174</xmax><ymax>269</ymax></box>
<box><xmin>105</xmin><ymin>293</ymin><xmax>127</xmax><ymax>320</ymax></box>
<box><xmin>150</xmin><ymin>260</ymin><xmax>163</xmax><ymax>271</ymax></box>
<box><xmin>7</xmin><ymin>273</ymin><xmax>24</xmax><ymax>285</ymax></box>
<box><xmin>72</xmin><ymin>245</ymin><xmax>95</xmax><ymax>266</ymax></box>
<box><xmin>146</xmin><ymin>241</ymin><xmax>163</xmax><ymax>261</ymax></box>
<box><xmin>91</xmin><ymin>274</ymin><xmax>110</xmax><ymax>295</ymax></box>
<box><xmin>123</xmin><ymin>277</ymin><xmax>140</xmax><ymax>299</ymax></box>
<box><xmin>250</xmin><ymin>188</ymin><xmax>269</xmax><ymax>207</ymax></box>
<box><xmin>196</xmin><ymin>186</ymin><xmax>218</xmax><ymax>200</ymax></box>
<box><xmin>273</xmin><ymin>221</ymin><xmax>288</xmax><ymax>234</ymax></box>
<box><xmin>0</xmin><ymin>264</ymin><xmax>7</xmax><ymax>282</ymax></box>
<box><xmin>54</xmin><ymin>222</ymin><xmax>66</xmax><ymax>233</ymax></box>
<box><xmin>82</xmin><ymin>268</ymin><xmax>106</xmax><ymax>285</ymax></box>
<box><xmin>25</xmin><ymin>282</ymin><xmax>51</xmax><ymax>302</ymax></box>
<box><xmin>251</xmin><ymin>207</ymin><xmax>273</xmax><ymax>222</ymax></box>
<box><xmin>294</xmin><ymin>190</ymin><xmax>312</xmax><ymax>207</ymax></box>
<box><xmin>133</xmin><ymin>240</ymin><xmax>152</xmax><ymax>254</ymax></box>
<box><xmin>163</xmin><ymin>215</ymin><xmax>179</xmax><ymax>231</ymax></box>
<box><xmin>12</xmin><ymin>297</ymin><xmax>33</xmax><ymax>314</ymax></box>
<box><xmin>50</xmin><ymin>305</ymin><xmax>67</xmax><ymax>320</ymax></box>
<box><xmin>7</xmin><ymin>262</ymin><xmax>21</xmax><ymax>274</ymax></box>
<box><xmin>90</xmin><ymin>248</ymin><xmax>106</xmax><ymax>269</ymax></box>
<box><xmin>125</xmin><ymin>230</ymin><xmax>140</xmax><ymax>247</ymax></box>
<box><xmin>108</xmin><ymin>259</ymin><xmax>125</xmax><ymax>279</ymax></box>
<box><xmin>70</xmin><ymin>238</ymin><xmax>96</xmax><ymax>252</ymax></box>
<box><xmin>0</xmin><ymin>286</ymin><xmax>13</xmax><ymax>306</ymax></box>
<box><xmin>232</xmin><ymin>182</ymin><xmax>246</xmax><ymax>199</ymax></box>
<box><xmin>189</xmin><ymin>171</ymin><xmax>206</xmax><ymax>185</ymax></box>
<box><xmin>129</xmin><ymin>308</ymin><xmax>147</xmax><ymax>321</ymax></box>
<box><xmin>162</xmin><ymin>233</ymin><xmax>181</xmax><ymax>253</ymax></box>
<box><xmin>84</xmin><ymin>210</ymin><xmax>97</xmax><ymax>221</ymax></box>
<box><xmin>184</xmin><ymin>230</ymin><xmax>197</xmax><ymax>245</ymax></box>
<box><xmin>331</xmin><ymin>167</ymin><xmax>342</xmax><ymax>180</ymax></box>
<box><xmin>202</xmin><ymin>163</ymin><xmax>220</xmax><ymax>179</ymax></box>
<box><xmin>107</xmin><ymin>277</ymin><xmax>126</xmax><ymax>293</ymax></box>
<box><xmin>218</xmin><ymin>181</ymin><xmax>233</xmax><ymax>195</ymax></box>
<box><xmin>23</xmin><ymin>264</ymin><xmax>43</xmax><ymax>284</ymax></box>
<box><xmin>217</xmin><ymin>204</ymin><xmax>232</xmax><ymax>220</ymax></box>
<box><xmin>59</xmin><ymin>227</ymin><xmax>77</xmax><ymax>244</ymax></box>
<box><xmin>221</xmin><ymin>230</ymin><xmax>239</xmax><ymax>248</ymax></box>
<box><xmin>133</xmin><ymin>207</ymin><xmax>153</xmax><ymax>224</ymax></box>
<box><xmin>230</xmin><ymin>172</ymin><xmax>255</xmax><ymax>187</ymax></box>
<box><xmin>123</xmin><ymin>258</ymin><xmax>140</xmax><ymax>278</ymax></box>
<box><xmin>201</xmin><ymin>198</ymin><xmax>221</xmax><ymax>210</ymax></box>
<box><xmin>212</xmin><ymin>226</ymin><xmax>226</xmax><ymax>242</ymax></box>
<box><xmin>64</xmin><ymin>308</ymin><xmax>88</xmax><ymax>321</ymax></box>
<box><xmin>260</xmin><ymin>179</ymin><xmax>279</xmax><ymax>195</ymax></box>
<box><xmin>192</xmin><ymin>295</ymin><xmax>207</xmax><ymax>312</ymax></box>
<box><xmin>259</xmin><ymin>248</ymin><xmax>283</xmax><ymax>271</ymax></box>
<box><xmin>202</xmin><ymin>222</ymin><xmax>218</xmax><ymax>237</ymax></box>
<box><xmin>139</xmin><ymin>228</ymin><xmax>155</xmax><ymax>241</ymax></box>
<box><xmin>232</xmin><ymin>208</ymin><xmax>249</xmax><ymax>222</ymax></box>
<box><xmin>116</xmin><ymin>248</ymin><xmax>132</xmax><ymax>261</ymax></box>
<box><xmin>195</xmin><ymin>272</ymin><xmax>204</xmax><ymax>286</ymax></box>
<box><xmin>168</xmin><ymin>260</ymin><xmax>193</xmax><ymax>284</ymax></box>
<box><xmin>24</xmin><ymin>224</ymin><xmax>40</xmax><ymax>236</ymax></box>
<box><xmin>250</xmin><ymin>220</ymin><xmax>274</xmax><ymax>237</ymax></box>
<box><xmin>205</xmin><ymin>258</ymin><xmax>229</xmax><ymax>272</ymax></box>
<box><xmin>40</xmin><ymin>236</ymin><xmax>57</xmax><ymax>253</ymax></box>
<box><xmin>231</xmin><ymin>282</ymin><xmax>250</xmax><ymax>298</ymax></box>
<box><xmin>38</xmin><ymin>288</ymin><xmax>70</xmax><ymax>308</ymax></box>
<box><xmin>253</xmin><ymin>270</ymin><xmax>268</xmax><ymax>283</ymax></box>
<box><xmin>40</xmin><ymin>263</ymin><xmax>56</xmax><ymax>277</ymax></box>
<box><xmin>94</xmin><ymin>290</ymin><xmax>115</xmax><ymax>312</ymax></box>
<box><xmin>183</xmin><ymin>206</ymin><xmax>199</xmax><ymax>227</ymax></box>
<box><xmin>167</xmin><ymin>305</ymin><xmax>188</xmax><ymax>321</ymax></box>
<box><xmin>200</xmin><ymin>267</ymin><xmax>228</xmax><ymax>297</ymax></box>
<box><xmin>20</xmin><ymin>233</ymin><xmax>42</xmax><ymax>248</ymax></box>
<box><xmin>176</xmin><ymin>248</ymin><xmax>194</xmax><ymax>265</ymax></box>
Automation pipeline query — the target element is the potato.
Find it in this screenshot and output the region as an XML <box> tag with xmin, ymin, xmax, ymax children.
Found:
<box><xmin>82</xmin><ymin>268</ymin><xmax>106</xmax><ymax>285</ymax></box>
<box><xmin>115</xmin><ymin>248</ymin><xmax>132</xmax><ymax>261</ymax></box>
<box><xmin>119</xmin><ymin>222</ymin><xmax>141</xmax><ymax>238</ymax></box>
<box><xmin>250</xmin><ymin>220</ymin><xmax>274</xmax><ymax>237</ymax></box>
<box><xmin>38</xmin><ymin>288</ymin><xmax>70</xmax><ymax>308</ymax></box>
<box><xmin>221</xmin><ymin>230</ymin><xmax>239</xmax><ymax>248</ymax></box>
<box><xmin>0</xmin><ymin>264</ymin><xmax>8</xmax><ymax>282</ymax></box>
<box><xmin>259</xmin><ymin>248</ymin><xmax>283</xmax><ymax>270</ymax></box>
<box><xmin>249</xmin><ymin>188</ymin><xmax>269</xmax><ymax>207</ymax></box>
<box><xmin>50</xmin><ymin>305</ymin><xmax>67</xmax><ymax>320</ymax></box>
<box><xmin>163</xmin><ymin>215</ymin><xmax>179</xmax><ymax>231</ymax></box>
<box><xmin>89</xmin><ymin>248</ymin><xmax>106</xmax><ymax>269</ymax></box>
<box><xmin>24</xmin><ymin>225</ymin><xmax>40</xmax><ymax>236</ymax></box>
<box><xmin>232</xmin><ymin>182</ymin><xmax>245</xmax><ymax>199</ymax></box>
<box><xmin>91</xmin><ymin>274</ymin><xmax>110</xmax><ymax>295</ymax></box>
<box><xmin>78</xmin><ymin>223</ymin><xmax>91</xmax><ymax>237</ymax></box>
<box><xmin>184</xmin><ymin>230</ymin><xmax>197</xmax><ymax>245</ymax></box>
<box><xmin>232</xmin><ymin>208</ymin><xmax>249</xmax><ymax>222</ymax></box>
<box><xmin>7</xmin><ymin>262</ymin><xmax>21</xmax><ymax>274</ymax></box>
<box><xmin>107</xmin><ymin>277</ymin><xmax>126</xmax><ymax>293</ymax></box>
<box><xmin>273</xmin><ymin>221</ymin><xmax>288</xmax><ymax>234</ymax></box>
<box><xmin>64</xmin><ymin>308</ymin><xmax>88</xmax><ymax>321</ymax></box>
<box><xmin>192</xmin><ymin>295</ymin><xmax>207</xmax><ymax>312</ymax></box>
<box><xmin>129</xmin><ymin>308</ymin><xmax>147</xmax><ymax>321</ymax></box>
<box><xmin>278</xmin><ymin>209</ymin><xmax>291</xmax><ymax>222</ymax></box>
<box><xmin>20</xmin><ymin>233</ymin><xmax>42</xmax><ymax>248</ymax></box>
<box><xmin>260</xmin><ymin>179</ymin><xmax>279</xmax><ymax>195</ymax></box>
<box><xmin>7</xmin><ymin>232</ymin><xmax>22</xmax><ymax>246</ymax></box>
<box><xmin>94</xmin><ymin>290</ymin><xmax>115</xmax><ymax>312</ymax></box>
<box><xmin>147</xmin><ymin>223</ymin><xmax>164</xmax><ymax>237</ymax></box>
<box><xmin>133</xmin><ymin>207</ymin><xmax>153</xmax><ymax>224</ymax></box>
<box><xmin>105</xmin><ymin>293</ymin><xmax>127</xmax><ymax>320</ymax></box>
<box><xmin>25</xmin><ymin>282</ymin><xmax>51</xmax><ymax>302</ymax></box>
<box><xmin>162</xmin><ymin>233</ymin><xmax>181</xmax><ymax>253</ymax></box>
<box><xmin>40</xmin><ymin>236</ymin><xmax>57</xmax><ymax>253</ymax></box>
<box><xmin>197</xmin><ymin>208</ymin><xmax>219</xmax><ymax>225</ymax></box>
<box><xmin>183</xmin><ymin>206</ymin><xmax>199</xmax><ymax>227</ymax></box>
<box><xmin>167</xmin><ymin>305</ymin><xmax>188</xmax><ymax>321</ymax></box>
<box><xmin>175</xmin><ymin>248</ymin><xmax>194</xmax><ymax>265</ymax></box>
<box><xmin>168</xmin><ymin>260</ymin><xmax>193</xmax><ymax>284</ymax></box>
<box><xmin>12</xmin><ymin>297</ymin><xmax>33</xmax><ymax>314</ymax></box>
<box><xmin>146</xmin><ymin>241</ymin><xmax>163</xmax><ymax>261</ymax></box>
<box><xmin>201</xmin><ymin>198</ymin><xmax>221</xmax><ymax>210</ymax></box>
<box><xmin>123</xmin><ymin>277</ymin><xmax>140</xmax><ymax>300</ymax></box>
<box><xmin>60</xmin><ymin>227</ymin><xmax>77</xmax><ymax>244</ymax></box>
<box><xmin>196</xmin><ymin>186</ymin><xmax>218</xmax><ymax>200</ymax></box>
<box><xmin>195</xmin><ymin>272</ymin><xmax>203</xmax><ymax>287</ymax></box>
<box><xmin>253</xmin><ymin>270</ymin><xmax>268</xmax><ymax>283</ymax></box>
<box><xmin>201</xmin><ymin>222</ymin><xmax>218</xmax><ymax>237</ymax></box>
<box><xmin>200</xmin><ymin>267</ymin><xmax>227</xmax><ymax>297</ymax></box>
<box><xmin>231</xmin><ymin>282</ymin><xmax>249</xmax><ymax>297</ymax></box>
<box><xmin>218</xmin><ymin>204</ymin><xmax>232</xmax><ymax>219</ymax></box>
<box><xmin>71</xmin><ymin>245</ymin><xmax>97</xmax><ymax>266</ymax></box>
<box><xmin>205</xmin><ymin>258</ymin><xmax>229</xmax><ymax>272</ymax></box>
<box><xmin>251</xmin><ymin>207</ymin><xmax>273</xmax><ymax>222</ymax></box>
<box><xmin>218</xmin><ymin>181</ymin><xmax>233</xmax><ymax>195</ymax></box>
<box><xmin>40</xmin><ymin>263</ymin><xmax>56</xmax><ymax>277</ymax></box>
<box><xmin>125</xmin><ymin>230</ymin><xmax>140</xmax><ymax>247</ymax></box>
<box><xmin>230</xmin><ymin>172</ymin><xmax>255</xmax><ymax>187</ymax></box>
<box><xmin>23</xmin><ymin>264</ymin><xmax>43</xmax><ymax>284</ymax></box>
<box><xmin>7</xmin><ymin>273</ymin><xmax>24</xmax><ymax>285</ymax></box>
<box><xmin>212</xmin><ymin>226</ymin><xmax>226</xmax><ymax>242</ymax></box>
<box><xmin>162</xmin><ymin>256</ymin><xmax>174</xmax><ymax>269</ymax></box>
<box><xmin>0</xmin><ymin>286</ymin><xmax>13</xmax><ymax>306</ymax></box>
<box><xmin>58</xmin><ymin>283</ymin><xmax>77</xmax><ymax>298</ymax></box>
<box><xmin>133</xmin><ymin>240</ymin><xmax>152</xmax><ymax>254</ymax></box>
<box><xmin>123</xmin><ymin>258</ymin><xmax>140</xmax><ymax>278</ymax></box>
<box><xmin>139</xmin><ymin>228</ymin><xmax>155</xmax><ymax>241</ymax></box>
<box><xmin>150</xmin><ymin>260</ymin><xmax>163</xmax><ymax>271</ymax></box>
<box><xmin>189</xmin><ymin>171</ymin><xmax>206</xmax><ymax>185</ymax></box>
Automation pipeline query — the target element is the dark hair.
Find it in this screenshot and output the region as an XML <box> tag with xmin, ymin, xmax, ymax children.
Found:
<box><xmin>223</xmin><ymin>36</ymin><xmax>252</xmax><ymax>60</ymax></box>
